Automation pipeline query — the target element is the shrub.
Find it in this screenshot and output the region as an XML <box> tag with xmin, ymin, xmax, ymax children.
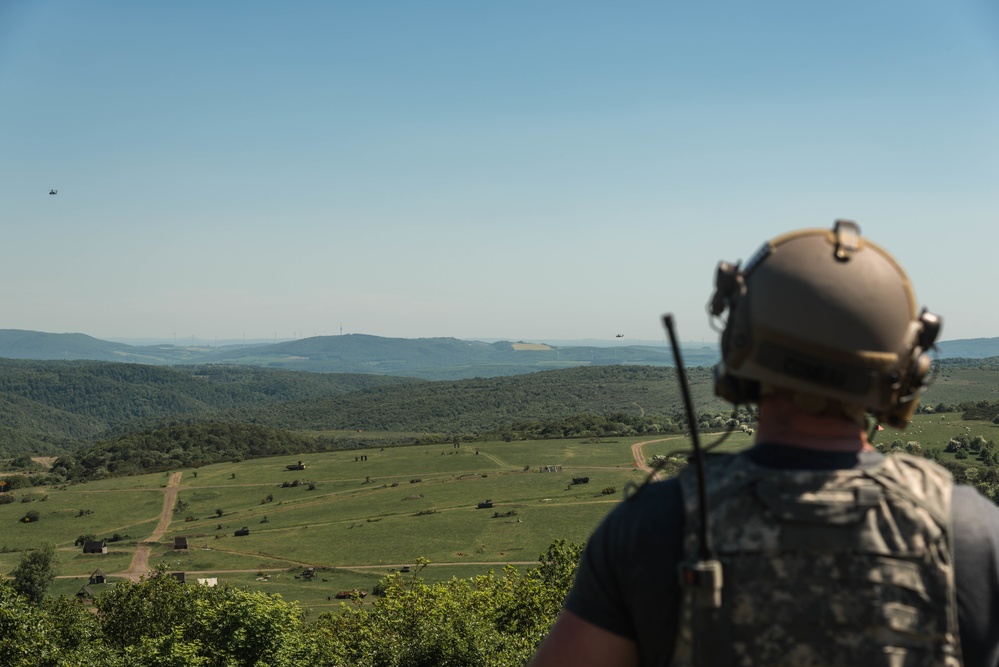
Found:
<box><xmin>601</xmin><ymin>487</ymin><xmax>617</xmax><ymax>495</ymax></box>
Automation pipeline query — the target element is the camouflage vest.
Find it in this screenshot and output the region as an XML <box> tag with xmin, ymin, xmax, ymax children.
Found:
<box><xmin>671</xmin><ymin>452</ymin><xmax>962</xmax><ymax>667</ymax></box>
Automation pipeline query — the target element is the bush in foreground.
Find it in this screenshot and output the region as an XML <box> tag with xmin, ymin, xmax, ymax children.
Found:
<box><xmin>0</xmin><ymin>540</ymin><xmax>583</xmax><ymax>666</ymax></box>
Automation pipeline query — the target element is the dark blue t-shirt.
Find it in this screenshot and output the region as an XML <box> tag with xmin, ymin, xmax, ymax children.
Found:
<box><xmin>564</xmin><ymin>444</ymin><xmax>999</xmax><ymax>667</ymax></box>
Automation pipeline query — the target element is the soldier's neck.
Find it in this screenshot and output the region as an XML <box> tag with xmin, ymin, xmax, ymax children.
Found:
<box><xmin>755</xmin><ymin>396</ymin><xmax>873</xmax><ymax>453</ymax></box>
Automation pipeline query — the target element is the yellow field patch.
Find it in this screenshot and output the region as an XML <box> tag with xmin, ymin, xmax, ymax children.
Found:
<box><xmin>511</xmin><ymin>343</ymin><xmax>552</xmax><ymax>351</ymax></box>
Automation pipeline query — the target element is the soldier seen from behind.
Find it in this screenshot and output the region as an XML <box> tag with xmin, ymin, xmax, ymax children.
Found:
<box><xmin>529</xmin><ymin>220</ymin><xmax>999</xmax><ymax>667</ymax></box>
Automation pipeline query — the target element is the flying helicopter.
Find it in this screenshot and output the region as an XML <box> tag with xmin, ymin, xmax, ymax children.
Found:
<box><xmin>616</xmin><ymin>334</ymin><xmax>624</xmax><ymax>338</ymax></box>
<box><xmin>49</xmin><ymin>189</ymin><xmax>58</xmax><ymax>195</ymax></box>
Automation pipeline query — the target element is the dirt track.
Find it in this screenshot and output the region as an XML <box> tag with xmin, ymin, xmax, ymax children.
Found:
<box><xmin>116</xmin><ymin>471</ymin><xmax>182</xmax><ymax>581</ymax></box>
<box><xmin>630</xmin><ymin>435</ymin><xmax>686</xmax><ymax>480</ymax></box>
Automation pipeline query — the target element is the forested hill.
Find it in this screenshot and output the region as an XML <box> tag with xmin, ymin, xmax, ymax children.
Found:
<box><xmin>0</xmin><ymin>360</ymin><xmax>421</xmax><ymax>456</ymax></box>
<box><xmin>0</xmin><ymin>360</ymin><xmax>722</xmax><ymax>457</ymax></box>
<box><xmin>4</xmin><ymin>355</ymin><xmax>999</xmax><ymax>462</ymax></box>
<box><xmin>0</xmin><ymin>330</ymin><xmax>123</xmax><ymax>359</ymax></box>
<box><xmin>230</xmin><ymin>365</ymin><xmax>728</xmax><ymax>434</ymax></box>
<box><xmin>41</xmin><ymin>366</ymin><xmax>729</xmax><ymax>481</ymax></box>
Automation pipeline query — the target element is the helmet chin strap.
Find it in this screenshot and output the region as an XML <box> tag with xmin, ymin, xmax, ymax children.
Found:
<box><xmin>760</xmin><ymin>384</ymin><xmax>867</xmax><ymax>425</ymax></box>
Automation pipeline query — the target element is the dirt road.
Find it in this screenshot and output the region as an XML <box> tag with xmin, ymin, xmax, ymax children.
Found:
<box><xmin>117</xmin><ymin>471</ymin><xmax>182</xmax><ymax>581</ymax></box>
<box><xmin>630</xmin><ymin>435</ymin><xmax>686</xmax><ymax>480</ymax></box>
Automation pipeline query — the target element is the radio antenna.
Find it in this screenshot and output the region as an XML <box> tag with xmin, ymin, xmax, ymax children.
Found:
<box><xmin>663</xmin><ymin>314</ymin><xmax>722</xmax><ymax>667</ymax></box>
<box><xmin>662</xmin><ymin>314</ymin><xmax>713</xmax><ymax>560</ymax></box>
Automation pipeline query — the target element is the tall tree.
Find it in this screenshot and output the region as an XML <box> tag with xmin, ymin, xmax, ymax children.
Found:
<box><xmin>10</xmin><ymin>543</ymin><xmax>57</xmax><ymax>604</ymax></box>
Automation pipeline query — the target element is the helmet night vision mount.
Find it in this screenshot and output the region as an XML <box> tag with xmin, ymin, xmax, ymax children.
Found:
<box><xmin>709</xmin><ymin>220</ymin><xmax>941</xmax><ymax>428</ymax></box>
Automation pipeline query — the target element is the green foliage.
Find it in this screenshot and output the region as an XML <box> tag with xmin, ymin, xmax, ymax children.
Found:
<box><xmin>10</xmin><ymin>543</ymin><xmax>57</xmax><ymax>604</ymax></box>
<box><xmin>0</xmin><ymin>541</ymin><xmax>584</xmax><ymax>665</ymax></box>
<box><xmin>0</xmin><ymin>580</ymin><xmax>60</xmax><ymax>666</ymax></box>
<box><xmin>41</xmin><ymin>593</ymin><xmax>105</xmax><ymax>659</ymax></box>
<box><xmin>488</xmin><ymin>412</ymin><xmax>684</xmax><ymax>440</ymax></box>
<box><xmin>57</xmin><ymin>421</ymin><xmax>320</xmax><ymax>481</ymax></box>
<box><xmin>10</xmin><ymin>454</ymin><xmax>40</xmax><ymax>470</ymax></box>
<box><xmin>960</xmin><ymin>399</ymin><xmax>999</xmax><ymax>421</ymax></box>
<box><xmin>238</xmin><ymin>365</ymin><xmax>730</xmax><ymax>435</ymax></box>
<box><xmin>96</xmin><ymin>571</ymin><xmax>310</xmax><ymax>666</ymax></box>
<box><xmin>313</xmin><ymin>540</ymin><xmax>583</xmax><ymax>666</ymax></box>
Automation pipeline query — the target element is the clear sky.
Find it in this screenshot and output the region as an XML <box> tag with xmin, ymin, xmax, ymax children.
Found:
<box><xmin>2</xmin><ymin>1</ymin><xmax>997</xmax><ymax>345</ymax></box>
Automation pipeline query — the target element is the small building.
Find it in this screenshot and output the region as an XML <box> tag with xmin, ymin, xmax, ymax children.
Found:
<box><xmin>170</xmin><ymin>572</ymin><xmax>186</xmax><ymax>584</ymax></box>
<box><xmin>234</xmin><ymin>527</ymin><xmax>250</xmax><ymax>537</ymax></box>
<box><xmin>196</xmin><ymin>577</ymin><xmax>218</xmax><ymax>587</ymax></box>
<box><xmin>334</xmin><ymin>589</ymin><xmax>367</xmax><ymax>599</ymax></box>
<box><xmin>82</xmin><ymin>540</ymin><xmax>107</xmax><ymax>554</ymax></box>
<box><xmin>89</xmin><ymin>569</ymin><xmax>107</xmax><ymax>585</ymax></box>
<box><xmin>76</xmin><ymin>585</ymin><xmax>96</xmax><ymax>599</ymax></box>
<box><xmin>173</xmin><ymin>536</ymin><xmax>189</xmax><ymax>550</ymax></box>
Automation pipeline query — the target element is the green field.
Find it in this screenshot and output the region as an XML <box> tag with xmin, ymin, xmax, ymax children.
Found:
<box><xmin>1</xmin><ymin>434</ymin><xmax>704</xmax><ymax>612</ymax></box>
<box><xmin>877</xmin><ymin>412</ymin><xmax>999</xmax><ymax>454</ymax></box>
<box><xmin>5</xmin><ymin>417</ymin><xmax>994</xmax><ymax>614</ymax></box>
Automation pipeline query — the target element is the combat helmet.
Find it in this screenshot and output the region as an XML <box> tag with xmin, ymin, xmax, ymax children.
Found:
<box><xmin>709</xmin><ymin>220</ymin><xmax>941</xmax><ymax>427</ymax></box>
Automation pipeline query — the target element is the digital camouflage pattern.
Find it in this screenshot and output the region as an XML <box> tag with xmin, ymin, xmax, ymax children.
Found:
<box><xmin>672</xmin><ymin>453</ymin><xmax>962</xmax><ymax>667</ymax></box>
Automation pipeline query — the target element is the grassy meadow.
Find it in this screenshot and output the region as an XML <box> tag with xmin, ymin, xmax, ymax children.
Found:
<box><xmin>0</xmin><ymin>433</ymin><xmax>718</xmax><ymax>613</ymax></box>
<box><xmin>5</xmin><ymin>413</ymin><xmax>995</xmax><ymax>614</ymax></box>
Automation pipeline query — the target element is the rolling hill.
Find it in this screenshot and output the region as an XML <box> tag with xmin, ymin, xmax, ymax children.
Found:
<box><xmin>2</xmin><ymin>329</ymin><xmax>996</xmax><ymax>381</ymax></box>
<box><xmin>0</xmin><ymin>329</ymin><xmax>725</xmax><ymax>378</ymax></box>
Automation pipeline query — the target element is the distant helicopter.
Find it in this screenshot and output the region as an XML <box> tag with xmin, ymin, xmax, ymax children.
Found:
<box><xmin>49</xmin><ymin>189</ymin><xmax>58</xmax><ymax>195</ymax></box>
<box><xmin>616</xmin><ymin>334</ymin><xmax>624</xmax><ymax>338</ymax></box>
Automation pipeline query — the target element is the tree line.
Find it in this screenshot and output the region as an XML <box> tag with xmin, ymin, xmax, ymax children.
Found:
<box><xmin>1</xmin><ymin>541</ymin><xmax>581</xmax><ymax>667</ymax></box>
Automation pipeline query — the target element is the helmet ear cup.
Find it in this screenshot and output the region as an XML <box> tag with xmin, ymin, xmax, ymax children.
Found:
<box><xmin>879</xmin><ymin>309</ymin><xmax>941</xmax><ymax>427</ymax></box>
<box><xmin>713</xmin><ymin>362</ymin><xmax>759</xmax><ymax>404</ymax></box>
<box><xmin>712</xmin><ymin>262</ymin><xmax>757</xmax><ymax>404</ymax></box>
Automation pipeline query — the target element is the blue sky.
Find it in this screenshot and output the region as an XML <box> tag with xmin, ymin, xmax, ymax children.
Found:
<box><xmin>2</xmin><ymin>1</ymin><xmax>997</xmax><ymax>345</ymax></box>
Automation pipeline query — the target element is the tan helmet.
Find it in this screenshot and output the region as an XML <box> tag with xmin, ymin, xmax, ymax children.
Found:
<box><xmin>709</xmin><ymin>220</ymin><xmax>941</xmax><ymax>428</ymax></box>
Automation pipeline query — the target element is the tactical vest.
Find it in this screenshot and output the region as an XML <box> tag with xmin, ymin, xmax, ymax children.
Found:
<box><xmin>671</xmin><ymin>452</ymin><xmax>962</xmax><ymax>667</ymax></box>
